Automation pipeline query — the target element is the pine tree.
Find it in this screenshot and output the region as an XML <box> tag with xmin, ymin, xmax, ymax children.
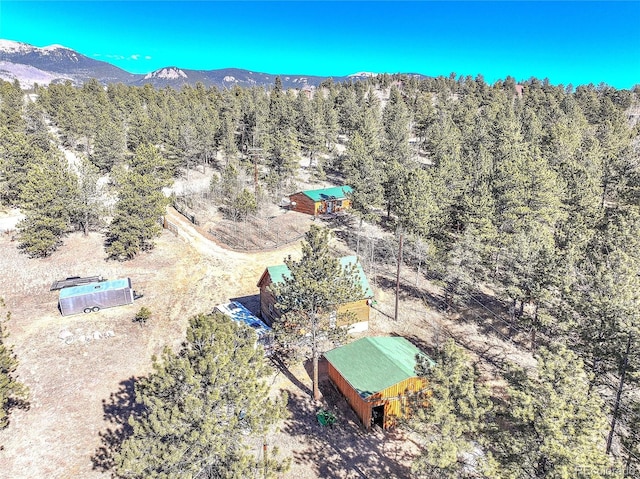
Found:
<box><xmin>0</xmin><ymin>126</ymin><xmax>35</xmax><ymax>205</ymax></box>
<box><xmin>343</xmin><ymin>132</ymin><xmax>383</xmax><ymax>222</ymax></box>
<box><xmin>356</xmin><ymin>87</ymin><xmax>383</xmax><ymax>160</ymax></box>
<box><xmin>322</xmin><ymin>88</ymin><xmax>339</xmax><ymax>153</ymax></box>
<box><xmin>486</xmin><ymin>345</ymin><xmax>618</xmax><ymax>479</ymax></box>
<box><xmin>17</xmin><ymin>150</ymin><xmax>76</xmax><ymax>257</ymax></box>
<box><xmin>596</xmin><ymin>97</ymin><xmax>633</xmax><ymax>208</ymax></box>
<box><xmin>393</xmin><ymin>165</ymin><xmax>441</xmax><ymax>237</ymax></box>
<box><xmin>0</xmin><ymin>299</ymin><xmax>28</xmax><ymax>431</ymax></box>
<box><xmin>216</xmin><ymin>89</ymin><xmax>240</xmax><ymax>163</ymax></box>
<box><xmin>271</xmin><ymin>225</ymin><xmax>364</xmax><ymax>401</ymax></box>
<box><xmin>382</xmin><ymin>85</ymin><xmax>412</xmax><ymax>165</ymax></box>
<box><xmin>70</xmin><ymin>157</ymin><xmax>104</xmax><ymax>236</ymax></box>
<box><xmin>621</xmin><ymin>401</ymin><xmax>640</xmax><ymax>477</ymax></box>
<box><xmin>92</xmin><ymin>108</ymin><xmax>127</xmax><ymax>172</ymax></box>
<box><xmin>263</xmin><ymin>78</ymin><xmax>299</xmax><ymax>195</ymax></box>
<box><xmin>335</xmin><ymin>87</ymin><xmax>360</xmax><ymax>136</ymax></box>
<box><xmin>409</xmin><ymin>340</ymin><xmax>491</xmax><ymax>479</ymax></box>
<box><xmin>23</xmin><ymin>101</ymin><xmax>53</xmax><ymax>152</ymax></box>
<box><xmin>0</xmin><ymin>79</ymin><xmax>25</xmax><ymax>132</ymax></box>
<box><xmin>114</xmin><ymin>313</ymin><xmax>288</xmax><ymax>478</ymax></box>
<box><xmin>106</xmin><ymin>144</ymin><xmax>171</xmax><ymax>260</ymax></box>
<box><xmin>295</xmin><ymin>89</ymin><xmax>327</xmax><ymax>174</ymax></box>
<box><xmin>234</xmin><ymin>188</ymin><xmax>258</xmax><ymax>221</ymax></box>
<box><xmin>567</xmin><ymin>207</ymin><xmax>640</xmax><ymax>453</ymax></box>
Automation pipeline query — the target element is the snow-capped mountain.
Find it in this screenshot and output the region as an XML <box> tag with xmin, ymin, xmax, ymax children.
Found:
<box><xmin>348</xmin><ymin>72</ymin><xmax>378</xmax><ymax>78</ymax></box>
<box><xmin>0</xmin><ymin>40</ymin><xmax>137</xmax><ymax>86</ymax></box>
<box><xmin>144</xmin><ymin>67</ymin><xmax>188</xmax><ymax>80</ymax></box>
<box><xmin>130</xmin><ymin>66</ymin><xmax>330</xmax><ymax>89</ymax></box>
<box><xmin>0</xmin><ymin>39</ymin><xmax>427</xmax><ymax>90</ymax></box>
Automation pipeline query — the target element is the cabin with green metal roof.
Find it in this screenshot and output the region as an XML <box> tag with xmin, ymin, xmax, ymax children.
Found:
<box><xmin>289</xmin><ymin>185</ymin><xmax>353</xmax><ymax>216</ymax></box>
<box><xmin>256</xmin><ymin>255</ymin><xmax>373</xmax><ymax>331</ymax></box>
<box><xmin>324</xmin><ymin>336</ymin><xmax>432</xmax><ymax>430</ymax></box>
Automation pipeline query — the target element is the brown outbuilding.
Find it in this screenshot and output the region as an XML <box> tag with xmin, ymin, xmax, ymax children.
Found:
<box><xmin>324</xmin><ymin>336</ymin><xmax>433</xmax><ymax>430</ymax></box>
<box><xmin>288</xmin><ymin>185</ymin><xmax>353</xmax><ymax>216</ymax></box>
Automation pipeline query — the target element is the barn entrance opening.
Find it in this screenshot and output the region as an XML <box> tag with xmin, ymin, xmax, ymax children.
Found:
<box><xmin>372</xmin><ymin>405</ymin><xmax>384</xmax><ymax>428</ymax></box>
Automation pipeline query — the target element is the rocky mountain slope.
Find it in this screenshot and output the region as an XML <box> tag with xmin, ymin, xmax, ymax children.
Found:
<box><xmin>0</xmin><ymin>39</ymin><xmax>421</xmax><ymax>89</ymax></box>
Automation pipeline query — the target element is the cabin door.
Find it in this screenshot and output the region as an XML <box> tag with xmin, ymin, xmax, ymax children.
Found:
<box><xmin>372</xmin><ymin>405</ymin><xmax>384</xmax><ymax>428</ymax></box>
<box><xmin>326</xmin><ymin>201</ymin><xmax>334</xmax><ymax>213</ymax></box>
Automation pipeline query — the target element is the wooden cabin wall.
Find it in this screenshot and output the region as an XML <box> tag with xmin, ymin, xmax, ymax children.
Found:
<box><xmin>337</xmin><ymin>299</ymin><xmax>370</xmax><ymax>325</ymax></box>
<box><xmin>327</xmin><ymin>362</ymin><xmax>372</xmax><ymax>429</ymax></box>
<box><xmin>339</xmin><ymin>198</ymin><xmax>351</xmax><ymax>211</ymax></box>
<box><xmin>289</xmin><ymin>193</ymin><xmax>317</xmax><ymax>215</ymax></box>
<box><xmin>260</xmin><ymin>277</ymin><xmax>370</xmax><ymax>328</ymax></box>
<box><xmin>379</xmin><ymin>376</ymin><xmax>427</xmax><ymax>429</ymax></box>
<box><xmin>258</xmin><ymin>276</ymin><xmax>278</xmax><ymax>326</ymax></box>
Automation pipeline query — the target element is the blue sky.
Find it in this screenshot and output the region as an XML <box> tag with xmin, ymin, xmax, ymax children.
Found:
<box><xmin>1</xmin><ymin>1</ymin><xmax>638</xmax><ymax>88</ymax></box>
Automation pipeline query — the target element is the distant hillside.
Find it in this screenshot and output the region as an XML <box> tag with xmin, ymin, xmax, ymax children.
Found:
<box><xmin>0</xmin><ymin>39</ymin><xmax>425</xmax><ymax>89</ymax></box>
<box><xmin>0</xmin><ymin>40</ymin><xmax>137</xmax><ymax>87</ymax></box>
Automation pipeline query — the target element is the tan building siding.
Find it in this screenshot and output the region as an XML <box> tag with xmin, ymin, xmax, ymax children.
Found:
<box><xmin>337</xmin><ymin>298</ymin><xmax>370</xmax><ymax>325</ymax></box>
<box><xmin>368</xmin><ymin>377</ymin><xmax>427</xmax><ymax>429</ymax></box>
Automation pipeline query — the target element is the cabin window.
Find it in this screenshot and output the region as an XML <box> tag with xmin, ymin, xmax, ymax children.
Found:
<box><xmin>268</xmin><ymin>303</ymin><xmax>274</xmax><ymax>313</ymax></box>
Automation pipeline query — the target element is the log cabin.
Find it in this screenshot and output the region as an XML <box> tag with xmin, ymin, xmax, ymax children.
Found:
<box><xmin>256</xmin><ymin>255</ymin><xmax>373</xmax><ymax>332</ymax></box>
<box><xmin>288</xmin><ymin>185</ymin><xmax>353</xmax><ymax>216</ymax></box>
<box><xmin>324</xmin><ymin>336</ymin><xmax>433</xmax><ymax>430</ymax></box>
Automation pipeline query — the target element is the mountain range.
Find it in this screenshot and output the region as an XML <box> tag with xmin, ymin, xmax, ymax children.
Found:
<box><xmin>0</xmin><ymin>39</ymin><xmax>399</xmax><ymax>89</ymax></box>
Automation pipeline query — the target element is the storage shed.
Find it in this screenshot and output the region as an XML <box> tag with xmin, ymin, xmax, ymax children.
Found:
<box><xmin>256</xmin><ymin>255</ymin><xmax>373</xmax><ymax>331</ymax></box>
<box><xmin>58</xmin><ymin>278</ymin><xmax>134</xmax><ymax>316</ymax></box>
<box><xmin>288</xmin><ymin>185</ymin><xmax>353</xmax><ymax>216</ymax></box>
<box><xmin>324</xmin><ymin>336</ymin><xmax>433</xmax><ymax>430</ymax></box>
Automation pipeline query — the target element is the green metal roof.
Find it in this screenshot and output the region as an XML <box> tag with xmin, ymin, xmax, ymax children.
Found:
<box><xmin>324</xmin><ymin>336</ymin><xmax>434</xmax><ymax>398</ymax></box>
<box><xmin>267</xmin><ymin>255</ymin><xmax>373</xmax><ymax>298</ymax></box>
<box><xmin>59</xmin><ymin>278</ymin><xmax>131</xmax><ymax>299</ymax></box>
<box><xmin>266</xmin><ymin>263</ymin><xmax>292</xmax><ymax>285</ymax></box>
<box><xmin>300</xmin><ymin>185</ymin><xmax>353</xmax><ymax>202</ymax></box>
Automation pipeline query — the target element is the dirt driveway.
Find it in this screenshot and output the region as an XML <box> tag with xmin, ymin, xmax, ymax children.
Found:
<box><xmin>0</xmin><ymin>207</ymin><xmax>422</xmax><ymax>479</ymax></box>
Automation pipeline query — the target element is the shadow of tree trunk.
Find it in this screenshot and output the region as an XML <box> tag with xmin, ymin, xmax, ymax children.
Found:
<box><xmin>270</xmin><ymin>356</ymin><xmax>313</xmax><ymax>397</ymax></box>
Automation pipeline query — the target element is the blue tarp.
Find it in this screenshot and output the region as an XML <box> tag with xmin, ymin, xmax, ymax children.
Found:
<box><xmin>215</xmin><ymin>301</ymin><xmax>273</xmax><ymax>353</ymax></box>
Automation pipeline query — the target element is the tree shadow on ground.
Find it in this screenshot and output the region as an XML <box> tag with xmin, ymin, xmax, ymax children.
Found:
<box><xmin>448</xmin><ymin>332</ymin><xmax>515</xmax><ymax>376</ymax></box>
<box><xmin>375</xmin><ymin>275</ymin><xmax>446</xmax><ymax>312</ymax></box>
<box><xmin>270</xmin><ymin>356</ymin><xmax>313</xmax><ymax>397</ymax></box>
<box><xmin>395</xmin><ymin>333</ymin><xmax>437</xmax><ymax>360</ymax></box>
<box><xmin>91</xmin><ymin>376</ymin><xmax>144</xmax><ymax>473</ymax></box>
<box><xmin>452</xmin><ymin>291</ymin><xmax>535</xmax><ymax>353</ymax></box>
<box><xmin>0</xmin><ymin>396</ymin><xmax>30</xmax><ymax>448</ymax></box>
<box><xmin>283</xmin><ymin>358</ymin><xmax>415</xmax><ymax>478</ymax></box>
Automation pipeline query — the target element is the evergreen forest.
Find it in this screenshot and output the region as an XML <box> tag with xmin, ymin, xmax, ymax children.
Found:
<box><xmin>1</xmin><ymin>73</ymin><xmax>640</xmax><ymax>477</ymax></box>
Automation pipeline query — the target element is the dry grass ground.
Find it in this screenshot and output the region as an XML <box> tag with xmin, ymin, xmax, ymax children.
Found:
<box><xmin>0</xmin><ymin>204</ymin><xmax>532</xmax><ymax>479</ymax></box>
